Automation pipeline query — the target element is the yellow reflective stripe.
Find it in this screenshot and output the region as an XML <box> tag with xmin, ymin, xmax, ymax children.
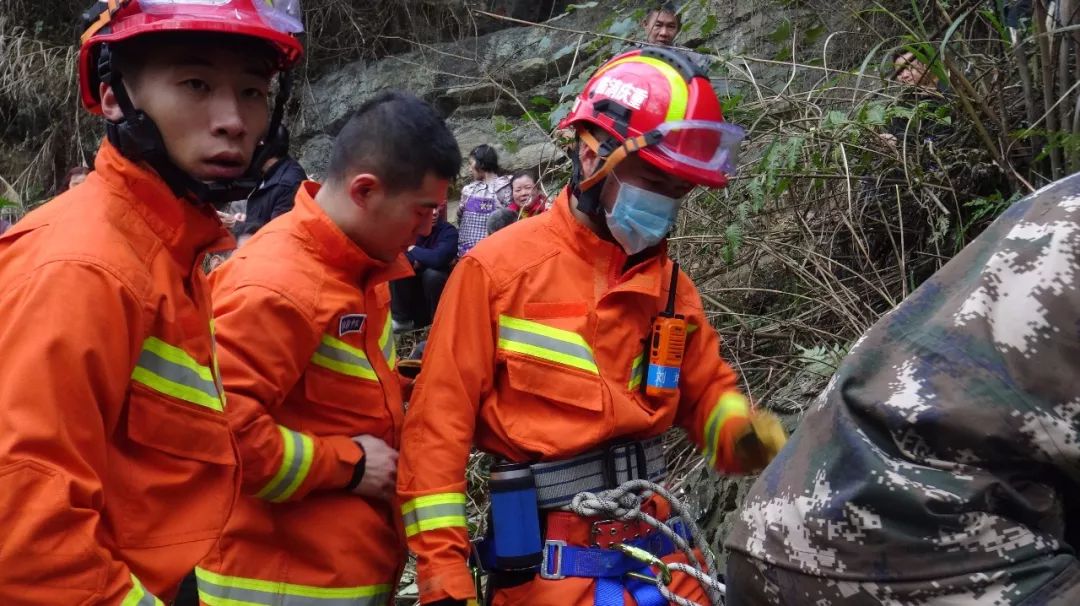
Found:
<box><xmin>311</xmin><ymin>334</ymin><xmax>378</xmax><ymax>381</ymax></box>
<box><xmin>143</xmin><ymin>336</ymin><xmax>215</xmax><ymax>382</ymax></box>
<box><xmin>629</xmin><ymin>352</ymin><xmax>645</xmax><ymax>390</ymax></box>
<box><xmin>401</xmin><ymin>493</ymin><xmax>468</xmax><ymax>538</ymax></box>
<box><xmin>401</xmin><ymin>492</ymin><xmax>467</xmax><ymax>515</ymax></box>
<box><xmin>195</xmin><ymin>567</ymin><xmax>392</xmax><ymax>606</ymax></box>
<box><xmin>255</xmin><ymin>426</ymin><xmax>315</xmax><ymax>502</ymax></box>
<box><xmin>131</xmin><ymin>337</ymin><xmax>224</xmax><ymax>411</ymax></box>
<box><xmin>210</xmin><ymin>320</ymin><xmax>225</xmax><ymax>402</ymax></box>
<box><xmin>596</xmin><ymin>56</ymin><xmax>689</xmax><ymax>122</ymax></box>
<box><xmin>378</xmin><ymin>314</ymin><xmax>396</xmax><ymax>370</ymax></box>
<box><xmin>121</xmin><ymin>574</ymin><xmax>164</xmax><ymax>606</ymax></box>
<box><xmin>703</xmin><ymin>392</ymin><xmax>750</xmax><ymax>468</ymax></box>
<box><xmin>688</xmin><ymin>323</ymin><xmax>700</xmax><ymax>334</ymax></box>
<box><xmin>497</xmin><ymin>315</ymin><xmax>599</xmax><ymax>374</ymax></box>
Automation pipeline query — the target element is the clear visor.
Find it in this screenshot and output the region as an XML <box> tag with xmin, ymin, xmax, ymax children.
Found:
<box><xmin>139</xmin><ymin>0</ymin><xmax>305</xmax><ymax>34</ymax></box>
<box><xmin>651</xmin><ymin>120</ymin><xmax>746</xmax><ymax>175</ymax></box>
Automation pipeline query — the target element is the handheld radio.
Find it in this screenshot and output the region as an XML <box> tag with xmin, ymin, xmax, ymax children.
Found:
<box><xmin>644</xmin><ymin>262</ymin><xmax>687</xmax><ymax>398</ymax></box>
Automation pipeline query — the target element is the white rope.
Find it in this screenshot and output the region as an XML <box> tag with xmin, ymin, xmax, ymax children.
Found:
<box><xmin>567</xmin><ymin>479</ymin><xmax>726</xmax><ymax>606</ymax></box>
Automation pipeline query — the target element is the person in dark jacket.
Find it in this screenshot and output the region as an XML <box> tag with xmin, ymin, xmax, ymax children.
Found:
<box><xmin>391</xmin><ymin>204</ymin><xmax>458</xmax><ymax>331</ymax></box>
<box><xmin>242</xmin><ymin>126</ymin><xmax>307</xmax><ymax>232</ymax></box>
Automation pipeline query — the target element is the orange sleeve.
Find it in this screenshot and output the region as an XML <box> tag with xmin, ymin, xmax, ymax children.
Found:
<box><xmin>212</xmin><ymin>282</ymin><xmax>362</xmax><ymax>501</ymax></box>
<box><xmin>673</xmin><ymin>272</ymin><xmax>754</xmax><ymax>474</ymax></box>
<box><xmin>0</xmin><ymin>260</ymin><xmax>167</xmax><ymax>605</ymax></box>
<box><xmin>397</xmin><ymin>256</ymin><xmax>496</xmax><ymax>604</ymax></box>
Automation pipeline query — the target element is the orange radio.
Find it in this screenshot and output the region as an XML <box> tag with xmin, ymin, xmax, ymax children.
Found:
<box><xmin>645</xmin><ymin>262</ymin><xmax>687</xmax><ymax>398</ymax></box>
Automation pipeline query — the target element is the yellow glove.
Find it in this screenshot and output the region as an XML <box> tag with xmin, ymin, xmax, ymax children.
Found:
<box><xmin>733</xmin><ymin>410</ymin><xmax>788</xmax><ymax>473</ymax></box>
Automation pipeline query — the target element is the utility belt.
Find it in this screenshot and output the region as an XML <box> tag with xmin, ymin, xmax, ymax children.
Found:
<box><xmin>474</xmin><ymin>438</ymin><xmax>675</xmax><ymax>588</ymax></box>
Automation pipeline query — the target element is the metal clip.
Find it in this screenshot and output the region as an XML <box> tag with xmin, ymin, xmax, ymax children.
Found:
<box><xmin>539</xmin><ymin>540</ymin><xmax>567</xmax><ymax>580</ymax></box>
<box><xmin>616</xmin><ymin>543</ymin><xmax>672</xmax><ymax>586</ymax></box>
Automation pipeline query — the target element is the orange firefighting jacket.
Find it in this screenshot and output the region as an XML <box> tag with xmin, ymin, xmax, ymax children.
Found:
<box><xmin>397</xmin><ymin>188</ymin><xmax>754</xmax><ymax>603</ymax></box>
<box><xmin>0</xmin><ymin>140</ymin><xmax>238</xmax><ymax>605</ymax></box>
<box><xmin>195</xmin><ymin>182</ymin><xmax>413</xmax><ymax>604</ymax></box>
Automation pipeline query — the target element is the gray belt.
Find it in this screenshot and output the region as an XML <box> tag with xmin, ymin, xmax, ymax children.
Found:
<box><xmin>530</xmin><ymin>437</ymin><xmax>667</xmax><ymax>509</ymax></box>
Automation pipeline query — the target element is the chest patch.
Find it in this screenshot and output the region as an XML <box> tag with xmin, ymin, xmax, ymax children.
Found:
<box><xmin>338</xmin><ymin>314</ymin><xmax>366</xmax><ymax>336</ymax></box>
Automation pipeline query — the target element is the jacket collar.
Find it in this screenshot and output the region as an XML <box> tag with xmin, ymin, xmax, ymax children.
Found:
<box><xmin>292</xmin><ymin>181</ymin><xmax>413</xmax><ymax>285</ymax></box>
<box><xmin>95</xmin><ymin>139</ymin><xmax>234</xmax><ymax>271</ymax></box>
<box><xmin>547</xmin><ymin>187</ymin><xmax>667</xmax><ymax>299</ymax></box>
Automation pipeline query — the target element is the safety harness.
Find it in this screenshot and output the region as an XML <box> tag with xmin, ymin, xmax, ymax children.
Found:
<box><xmin>476</xmin><ymin>437</ymin><xmax>725</xmax><ymax>606</ymax></box>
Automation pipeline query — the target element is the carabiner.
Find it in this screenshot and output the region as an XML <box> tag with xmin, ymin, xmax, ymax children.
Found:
<box><xmin>616</xmin><ymin>543</ymin><xmax>672</xmax><ymax>586</ymax></box>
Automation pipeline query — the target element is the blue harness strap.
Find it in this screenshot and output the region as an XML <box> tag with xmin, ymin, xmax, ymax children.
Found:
<box><xmin>538</xmin><ymin>519</ymin><xmax>692</xmax><ymax>605</ymax></box>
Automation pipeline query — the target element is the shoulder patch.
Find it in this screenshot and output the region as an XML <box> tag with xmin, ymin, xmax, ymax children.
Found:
<box><xmin>338</xmin><ymin>314</ymin><xmax>366</xmax><ymax>336</ymax></box>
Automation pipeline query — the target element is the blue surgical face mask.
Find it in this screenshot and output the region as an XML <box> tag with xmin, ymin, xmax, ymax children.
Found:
<box><xmin>604</xmin><ymin>174</ymin><xmax>682</xmax><ymax>255</ymax></box>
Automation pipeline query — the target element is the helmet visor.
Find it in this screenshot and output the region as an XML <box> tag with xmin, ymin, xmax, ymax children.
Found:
<box><xmin>139</xmin><ymin>0</ymin><xmax>305</xmax><ymax>34</ymax></box>
<box><xmin>652</xmin><ymin>120</ymin><xmax>745</xmax><ymax>176</ymax></box>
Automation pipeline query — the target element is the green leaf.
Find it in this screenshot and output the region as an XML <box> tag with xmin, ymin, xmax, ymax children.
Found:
<box><xmin>493</xmin><ymin>116</ymin><xmax>513</xmax><ymax>134</ymax></box>
<box><xmin>552</xmin><ymin>45</ymin><xmax>577</xmax><ymax>62</ymax></box>
<box><xmin>863</xmin><ymin>103</ymin><xmax>887</xmax><ymax>126</ymax></box>
<box><xmin>824</xmin><ymin>110</ymin><xmax>848</xmax><ymax>127</ymax></box>
<box><xmin>530</xmin><ymin>96</ymin><xmax>554</xmax><ymax>110</ymax></box>
<box><xmin>607</xmin><ymin>17</ymin><xmax>637</xmax><ymax>38</ymax></box>
<box><xmin>700</xmin><ymin>15</ymin><xmax>718</xmax><ymax>36</ymax></box>
<box><xmin>720</xmin><ymin>94</ymin><xmax>743</xmax><ymax>115</ymax></box>
<box><xmin>804</xmin><ymin>22</ymin><xmax>827</xmax><ymax>45</ymax></box>
<box><xmin>768</xmin><ymin>19</ymin><xmax>792</xmax><ymax>44</ymax></box>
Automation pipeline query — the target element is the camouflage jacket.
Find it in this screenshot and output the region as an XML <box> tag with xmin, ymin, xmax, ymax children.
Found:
<box><xmin>727</xmin><ymin>174</ymin><xmax>1080</xmax><ymax>601</ymax></box>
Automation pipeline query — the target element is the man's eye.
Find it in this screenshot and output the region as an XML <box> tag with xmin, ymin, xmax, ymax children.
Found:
<box><xmin>183</xmin><ymin>79</ymin><xmax>209</xmax><ymax>92</ymax></box>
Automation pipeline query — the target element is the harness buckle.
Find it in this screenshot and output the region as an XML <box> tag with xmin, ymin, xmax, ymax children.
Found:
<box><xmin>602</xmin><ymin>441</ymin><xmax>649</xmax><ymax>489</ymax></box>
<box><xmin>590</xmin><ymin>519</ymin><xmax>642</xmax><ymax>548</ymax></box>
<box><xmin>539</xmin><ymin>540</ymin><xmax>567</xmax><ymax>580</ymax></box>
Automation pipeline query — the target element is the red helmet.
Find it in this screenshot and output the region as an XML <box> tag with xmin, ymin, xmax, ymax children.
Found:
<box><xmin>79</xmin><ymin>0</ymin><xmax>305</xmax><ymax>114</ymax></box>
<box><xmin>559</xmin><ymin>47</ymin><xmax>743</xmax><ymax>189</ymax></box>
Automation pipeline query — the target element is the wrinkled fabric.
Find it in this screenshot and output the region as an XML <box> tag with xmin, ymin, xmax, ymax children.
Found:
<box><xmin>398</xmin><ymin>188</ymin><xmax>748</xmax><ymax>604</ymax></box>
<box><xmin>0</xmin><ymin>139</ymin><xmax>238</xmax><ymax>605</ymax></box>
<box><xmin>198</xmin><ymin>181</ymin><xmax>412</xmax><ymax>594</ymax></box>
<box><xmin>726</xmin><ymin>173</ymin><xmax>1080</xmax><ymax>604</ymax></box>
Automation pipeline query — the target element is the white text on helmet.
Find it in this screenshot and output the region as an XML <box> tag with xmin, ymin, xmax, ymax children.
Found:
<box><xmin>595</xmin><ymin>76</ymin><xmax>649</xmax><ymax>110</ymax></box>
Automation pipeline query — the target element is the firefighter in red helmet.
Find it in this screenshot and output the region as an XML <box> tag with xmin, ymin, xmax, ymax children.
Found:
<box><xmin>0</xmin><ymin>2</ymin><xmax>302</xmax><ymax>603</ymax></box>
<box><xmin>397</xmin><ymin>47</ymin><xmax>788</xmax><ymax>606</ymax></box>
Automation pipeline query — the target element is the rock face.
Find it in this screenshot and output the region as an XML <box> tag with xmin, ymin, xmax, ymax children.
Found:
<box><xmin>297</xmin><ymin>7</ymin><xmax>608</xmax><ymax>179</ymax></box>
<box><xmin>295</xmin><ymin>0</ymin><xmax>842</xmax><ymax>181</ymax></box>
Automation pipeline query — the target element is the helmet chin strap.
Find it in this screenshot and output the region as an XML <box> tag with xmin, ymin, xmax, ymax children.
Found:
<box><xmin>99</xmin><ymin>44</ymin><xmax>292</xmax><ymax>207</ymax></box>
<box><xmin>570</xmin><ymin>129</ymin><xmax>660</xmax><ymax>215</ymax></box>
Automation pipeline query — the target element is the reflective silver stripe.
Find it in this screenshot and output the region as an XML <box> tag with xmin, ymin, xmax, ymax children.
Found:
<box><xmin>498</xmin><ymin>326</ymin><xmax>596</xmax><ymax>365</ymax></box>
<box><xmin>122</xmin><ymin>574</ymin><xmax>164</xmax><ymax>606</ymax></box>
<box><xmin>131</xmin><ymin>338</ymin><xmax>223</xmax><ymax>411</ymax></box>
<box><xmin>314</xmin><ymin>341</ymin><xmax>373</xmax><ymax>371</ymax></box>
<box><xmin>137</xmin><ymin>348</ymin><xmax>220</xmax><ymax>397</ymax></box>
<box><xmin>256</xmin><ymin>426</ymin><xmax>314</xmax><ymax>502</ymax></box>
<box><xmin>401</xmin><ymin>493</ymin><xmax>468</xmax><ymax>537</ymax></box>
<box><xmin>379</xmin><ymin>315</ymin><xmax>396</xmax><ymax>369</ymax></box>
<box><xmin>196</xmin><ymin>573</ymin><xmax>390</xmax><ymax>606</ymax></box>
<box><xmin>402</xmin><ymin>501</ymin><xmax>468</xmax><ymax>529</ymax></box>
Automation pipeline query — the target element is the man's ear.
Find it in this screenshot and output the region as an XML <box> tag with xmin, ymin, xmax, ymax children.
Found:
<box><xmin>347</xmin><ymin>173</ymin><xmax>381</xmax><ymax>209</ymax></box>
<box><xmin>99</xmin><ymin>83</ymin><xmax>125</xmax><ymax>122</ymax></box>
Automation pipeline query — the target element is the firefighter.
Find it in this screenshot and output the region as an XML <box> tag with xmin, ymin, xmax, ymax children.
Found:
<box><xmin>397</xmin><ymin>47</ymin><xmax>787</xmax><ymax>606</ymax></box>
<box><xmin>0</xmin><ymin>1</ymin><xmax>302</xmax><ymax>603</ymax></box>
<box><xmin>193</xmin><ymin>91</ymin><xmax>461</xmax><ymax>604</ymax></box>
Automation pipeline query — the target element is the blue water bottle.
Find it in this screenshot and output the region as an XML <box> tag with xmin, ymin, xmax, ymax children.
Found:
<box><xmin>489</xmin><ymin>462</ymin><xmax>543</xmax><ymax>570</ymax></box>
